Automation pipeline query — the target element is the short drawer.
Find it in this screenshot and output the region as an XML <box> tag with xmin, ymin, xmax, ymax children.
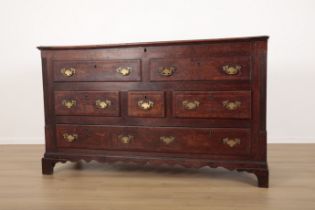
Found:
<box><xmin>53</xmin><ymin>59</ymin><xmax>141</xmax><ymax>81</ymax></box>
<box><xmin>149</xmin><ymin>56</ymin><xmax>250</xmax><ymax>81</ymax></box>
<box><xmin>128</xmin><ymin>91</ymin><xmax>165</xmax><ymax>118</ymax></box>
<box><xmin>55</xmin><ymin>91</ymin><xmax>120</xmax><ymax>116</ymax></box>
<box><xmin>173</xmin><ymin>91</ymin><xmax>251</xmax><ymax>119</ymax></box>
<box><xmin>56</xmin><ymin>125</ymin><xmax>250</xmax><ymax>155</ymax></box>
<box><xmin>56</xmin><ymin>125</ymin><xmax>109</xmax><ymax>149</ymax></box>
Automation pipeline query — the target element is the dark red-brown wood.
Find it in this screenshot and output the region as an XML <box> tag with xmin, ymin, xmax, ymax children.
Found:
<box><xmin>173</xmin><ymin>91</ymin><xmax>251</xmax><ymax>119</ymax></box>
<box><xmin>149</xmin><ymin>55</ymin><xmax>251</xmax><ymax>81</ymax></box>
<box><xmin>56</xmin><ymin>124</ymin><xmax>251</xmax><ymax>155</ymax></box>
<box><xmin>54</xmin><ymin>59</ymin><xmax>141</xmax><ymax>82</ymax></box>
<box><xmin>127</xmin><ymin>91</ymin><xmax>165</xmax><ymax>118</ymax></box>
<box><xmin>55</xmin><ymin>91</ymin><xmax>120</xmax><ymax>116</ymax></box>
<box><xmin>39</xmin><ymin>36</ymin><xmax>269</xmax><ymax>187</ymax></box>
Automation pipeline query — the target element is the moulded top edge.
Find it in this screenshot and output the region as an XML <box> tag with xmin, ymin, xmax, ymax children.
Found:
<box><xmin>37</xmin><ymin>36</ymin><xmax>269</xmax><ymax>51</ymax></box>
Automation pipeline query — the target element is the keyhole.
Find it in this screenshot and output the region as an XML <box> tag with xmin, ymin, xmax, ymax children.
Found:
<box><xmin>144</xmin><ymin>96</ymin><xmax>147</xmax><ymax>99</ymax></box>
<box><xmin>83</xmin><ymin>128</ymin><xmax>89</xmax><ymax>137</ymax></box>
<box><xmin>94</xmin><ymin>64</ymin><xmax>97</xmax><ymax>68</ymax></box>
<box><xmin>209</xmin><ymin>130</ymin><xmax>214</xmax><ymax>138</ymax></box>
<box><xmin>144</xmin><ymin>48</ymin><xmax>147</xmax><ymax>52</ymax></box>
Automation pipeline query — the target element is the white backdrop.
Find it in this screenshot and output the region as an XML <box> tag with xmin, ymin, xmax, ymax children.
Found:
<box><xmin>0</xmin><ymin>0</ymin><xmax>314</xmax><ymax>144</ymax></box>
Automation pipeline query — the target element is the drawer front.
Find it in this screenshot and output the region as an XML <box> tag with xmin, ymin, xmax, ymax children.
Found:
<box><xmin>55</xmin><ymin>91</ymin><xmax>120</xmax><ymax>116</ymax></box>
<box><xmin>110</xmin><ymin>127</ymin><xmax>250</xmax><ymax>155</ymax></box>
<box><xmin>56</xmin><ymin>125</ymin><xmax>250</xmax><ymax>155</ymax></box>
<box><xmin>128</xmin><ymin>91</ymin><xmax>165</xmax><ymax>118</ymax></box>
<box><xmin>54</xmin><ymin>59</ymin><xmax>141</xmax><ymax>81</ymax></box>
<box><xmin>173</xmin><ymin>91</ymin><xmax>251</xmax><ymax>119</ymax></box>
<box><xmin>149</xmin><ymin>56</ymin><xmax>250</xmax><ymax>81</ymax></box>
<box><xmin>56</xmin><ymin>125</ymin><xmax>109</xmax><ymax>149</ymax></box>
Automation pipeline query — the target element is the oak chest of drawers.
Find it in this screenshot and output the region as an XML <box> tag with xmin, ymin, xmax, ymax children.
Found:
<box><xmin>39</xmin><ymin>36</ymin><xmax>269</xmax><ymax>187</ymax></box>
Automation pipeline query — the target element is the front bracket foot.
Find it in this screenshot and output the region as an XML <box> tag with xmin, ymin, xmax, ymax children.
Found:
<box><xmin>41</xmin><ymin>158</ymin><xmax>56</xmax><ymax>175</ymax></box>
<box><xmin>253</xmin><ymin>169</ymin><xmax>269</xmax><ymax>188</ymax></box>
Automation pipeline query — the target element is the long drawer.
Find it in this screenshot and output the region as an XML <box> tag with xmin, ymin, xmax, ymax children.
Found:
<box><xmin>56</xmin><ymin>125</ymin><xmax>251</xmax><ymax>155</ymax></box>
<box><xmin>149</xmin><ymin>55</ymin><xmax>251</xmax><ymax>81</ymax></box>
<box><xmin>53</xmin><ymin>59</ymin><xmax>141</xmax><ymax>82</ymax></box>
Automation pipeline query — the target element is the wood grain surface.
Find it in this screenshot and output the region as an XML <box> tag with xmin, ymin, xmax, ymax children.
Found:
<box><xmin>39</xmin><ymin>37</ymin><xmax>268</xmax><ymax>187</ymax></box>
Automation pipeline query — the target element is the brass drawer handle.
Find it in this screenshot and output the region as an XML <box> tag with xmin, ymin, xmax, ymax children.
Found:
<box><xmin>118</xmin><ymin>135</ymin><xmax>134</xmax><ymax>144</ymax></box>
<box><xmin>222</xmin><ymin>138</ymin><xmax>240</xmax><ymax>148</ymax></box>
<box><xmin>222</xmin><ymin>65</ymin><xmax>241</xmax><ymax>75</ymax></box>
<box><xmin>160</xmin><ymin>136</ymin><xmax>175</xmax><ymax>144</ymax></box>
<box><xmin>138</xmin><ymin>98</ymin><xmax>154</xmax><ymax>110</ymax></box>
<box><xmin>116</xmin><ymin>67</ymin><xmax>132</xmax><ymax>76</ymax></box>
<box><xmin>62</xmin><ymin>99</ymin><xmax>76</xmax><ymax>109</ymax></box>
<box><xmin>95</xmin><ymin>99</ymin><xmax>111</xmax><ymax>109</ymax></box>
<box><xmin>159</xmin><ymin>66</ymin><xmax>176</xmax><ymax>77</ymax></box>
<box><xmin>63</xmin><ymin>133</ymin><xmax>78</xmax><ymax>143</ymax></box>
<box><xmin>222</xmin><ymin>100</ymin><xmax>241</xmax><ymax>111</ymax></box>
<box><xmin>182</xmin><ymin>100</ymin><xmax>200</xmax><ymax>110</ymax></box>
<box><xmin>61</xmin><ymin>67</ymin><xmax>75</xmax><ymax>77</ymax></box>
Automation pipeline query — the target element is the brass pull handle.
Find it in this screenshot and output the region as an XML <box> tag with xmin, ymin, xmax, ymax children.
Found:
<box><xmin>118</xmin><ymin>135</ymin><xmax>134</xmax><ymax>144</ymax></box>
<box><xmin>159</xmin><ymin>66</ymin><xmax>176</xmax><ymax>77</ymax></box>
<box><xmin>222</xmin><ymin>65</ymin><xmax>241</xmax><ymax>75</ymax></box>
<box><xmin>182</xmin><ymin>100</ymin><xmax>200</xmax><ymax>110</ymax></box>
<box><xmin>222</xmin><ymin>138</ymin><xmax>240</xmax><ymax>148</ymax></box>
<box><xmin>62</xmin><ymin>99</ymin><xmax>76</xmax><ymax>109</ymax></box>
<box><xmin>160</xmin><ymin>136</ymin><xmax>175</xmax><ymax>144</ymax></box>
<box><xmin>222</xmin><ymin>100</ymin><xmax>241</xmax><ymax>110</ymax></box>
<box><xmin>63</xmin><ymin>133</ymin><xmax>78</xmax><ymax>143</ymax></box>
<box><xmin>95</xmin><ymin>99</ymin><xmax>111</xmax><ymax>109</ymax></box>
<box><xmin>61</xmin><ymin>67</ymin><xmax>76</xmax><ymax>77</ymax></box>
<box><xmin>116</xmin><ymin>67</ymin><xmax>132</xmax><ymax>76</ymax></box>
<box><xmin>138</xmin><ymin>98</ymin><xmax>154</xmax><ymax>110</ymax></box>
